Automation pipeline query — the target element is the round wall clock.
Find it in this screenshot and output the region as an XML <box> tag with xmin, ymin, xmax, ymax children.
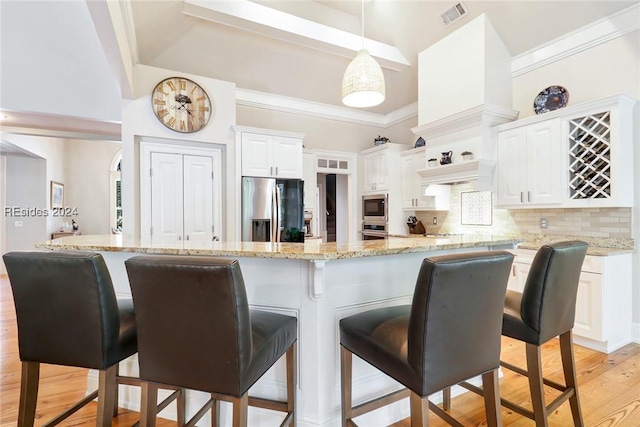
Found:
<box><xmin>151</xmin><ymin>77</ymin><xmax>212</xmax><ymax>133</ymax></box>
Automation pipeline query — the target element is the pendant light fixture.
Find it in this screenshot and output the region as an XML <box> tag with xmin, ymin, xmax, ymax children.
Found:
<box><xmin>341</xmin><ymin>0</ymin><xmax>385</xmax><ymax>108</ymax></box>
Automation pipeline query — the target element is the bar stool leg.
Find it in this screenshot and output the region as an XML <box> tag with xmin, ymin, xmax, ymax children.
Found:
<box><xmin>113</xmin><ymin>363</ymin><xmax>120</xmax><ymax>417</ymax></box>
<box><xmin>97</xmin><ymin>365</ymin><xmax>117</xmax><ymax>427</ymax></box>
<box><xmin>559</xmin><ymin>331</ymin><xmax>584</xmax><ymax>427</ymax></box>
<box><xmin>140</xmin><ymin>381</ymin><xmax>159</xmax><ymax>427</ymax></box>
<box><xmin>211</xmin><ymin>395</ymin><xmax>220</xmax><ymax>427</ymax></box>
<box><xmin>525</xmin><ymin>343</ymin><xmax>549</xmax><ymax>427</ymax></box>
<box><xmin>286</xmin><ymin>343</ymin><xmax>297</xmax><ymax>427</ymax></box>
<box><xmin>410</xmin><ymin>392</ymin><xmax>430</xmax><ymax>427</ymax></box>
<box><xmin>176</xmin><ymin>388</ymin><xmax>186</xmax><ymax>426</ymax></box>
<box><xmin>232</xmin><ymin>393</ymin><xmax>249</xmax><ymax>427</ymax></box>
<box><xmin>18</xmin><ymin>361</ymin><xmax>40</xmax><ymax>427</ymax></box>
<box><xmin>481</xmin><ymin>370</ymin><xmax>503</xmax><ymax>427</ymax></box>
<box><xmin>442</xmin><ymin>387</ymin><xmax>451</xmax><ymax>411</ymax></box>
<box><xmin>340</xmin><ymin>346</ymin><xmax>353</xmax><ymax>427</ymax></box>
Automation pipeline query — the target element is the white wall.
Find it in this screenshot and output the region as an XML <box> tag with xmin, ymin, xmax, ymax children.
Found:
<box><xmin>4</xmin><ymin>154</ymin><xmax>47</xmax><ymax>252</ymax></box>
<box><xmin>237</xmin><ymin>106</ymin><xmax>418</xmax><ymax>152</ymax></box>
<box><xmin>120</xmin><ymin>64</ymin><xmax>237</xmax><ymax>239</ymax></box>
<box><xmin>0</xmin><ymin>1</ymin><xmax>121</xmax><ymax>121</ymax></box>
<box><xmin>64</xmin><ymin>139</ymin><xmax>122</xmax><ymax>235</ymax></box>
<box><xmin>513</xmin><ymin>32</ymin><xmax>640</xmax><ymax>119</ymax></box>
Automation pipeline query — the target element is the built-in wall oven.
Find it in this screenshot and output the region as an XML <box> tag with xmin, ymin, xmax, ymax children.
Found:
<box><xmin>362</xmin><ymin>193</ymin><xmax>388</xmax><ymax>223</ymax></box>
<box><xmin>361</xmin><ymin>222</ymin><xmax>388</xmax><ymax>240</ymax></box>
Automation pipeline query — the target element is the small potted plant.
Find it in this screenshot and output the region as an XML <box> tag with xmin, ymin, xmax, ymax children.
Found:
<box><xmin>374</xmin><ymin>135</ymin><xmax>390</xmax><ymax>146</ymax></box>
<box><xmin>461</xmin><ymin>151</ymin><xmax>474</xmax><ymax>161</ymax></box>
<box><xmin>428</xmin><ymin>158</ymin><xmax>438</xmax><ymax>167</ymax></box>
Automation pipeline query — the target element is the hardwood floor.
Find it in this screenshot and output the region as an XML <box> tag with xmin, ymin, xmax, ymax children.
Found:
<box><xmin>1</xmin><ymin>274</ymin><xmax>639</xmax><ymax>426</ymax></box>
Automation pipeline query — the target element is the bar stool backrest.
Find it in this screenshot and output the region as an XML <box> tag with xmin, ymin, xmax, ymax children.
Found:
<box><xmin>125</xmin><ymin>256</ymin><xmax>252</xmax><ymax>396</ymax></box>
<box><xmin>3</xmin><ymin>250</ymin><xmax>120</xmax><ymax>369</ymax></box>
<box><xmin>408</xmin><ymin>251</ymin><xmax>514</xmax><ymax>396</ymax></box>
<box><xmin>520</xmin><ymin>241</ymin><xmax>588</xmax><ymax>344</ymax></box>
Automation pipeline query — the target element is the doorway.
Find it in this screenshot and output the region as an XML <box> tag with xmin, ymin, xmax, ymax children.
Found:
<box><xmin>317</xmin><ymin>173</ymin><xmax>349</xmax><ymax>243</ymax></box>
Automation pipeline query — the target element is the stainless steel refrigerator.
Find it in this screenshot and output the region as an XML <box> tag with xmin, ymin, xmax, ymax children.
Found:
<box><xmin>241</xmin><ymin>177</ymin><xmax>305</xmax><ymax>243</ymax></box>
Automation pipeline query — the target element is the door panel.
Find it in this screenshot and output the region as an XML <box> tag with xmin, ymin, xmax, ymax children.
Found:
<box><xmin>151</xmin><ymin>153</ymin><xmax>183</xmax><ymax>243</ymax></box>
<box><xmin>183</xmin><ymin>155</ymin><xmax>213</xmax><ymax>244</ymax></box>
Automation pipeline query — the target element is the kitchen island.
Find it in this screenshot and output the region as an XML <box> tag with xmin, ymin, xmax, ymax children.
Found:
<box><xmin>38</xmin><ymin>234</ymin><xmax>522</xmax><ymax>427</ymax></box>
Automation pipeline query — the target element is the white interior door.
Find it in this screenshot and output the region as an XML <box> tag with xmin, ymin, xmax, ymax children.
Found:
<box><xmin>183</xmin><ymin>154</ymin><xmax>213</xmax><ymax>243</ymax></box>
<box><xmin>151</xmin><ymin>152</ymin><xmax>184</xmax><ymax>243</ymax></box>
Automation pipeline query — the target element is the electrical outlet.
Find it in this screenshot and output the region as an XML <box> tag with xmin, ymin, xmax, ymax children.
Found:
<box><xmin>433</xmin><ymin>217</ymin><xmax>438</xmax><ymax>225</ymax></box>
<box><xmin>14</xmin><ymin>221</ymin><xmax>23</xmax><ymax>227</ymax></box>
<box><xmin>540</xmin><ymin>217</ymin><xmax>548</xmax><ymax>229</ymax></box>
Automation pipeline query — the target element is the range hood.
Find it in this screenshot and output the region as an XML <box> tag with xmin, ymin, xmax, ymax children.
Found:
<box><xmin>412</xmin><ymin>14</ymin><xmax>518</xmax><ymax>190</ymax></box>
<box><xmin>417</xmin><ymin>159</ymin><xmax>495</xmax><ymax>189</ymax></box>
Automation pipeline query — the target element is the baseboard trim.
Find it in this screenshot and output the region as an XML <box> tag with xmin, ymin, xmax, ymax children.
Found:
<box><xmin>632</xmin><ymin>322</ymin><xmax>640</xmax><ymax>344</ymax></box>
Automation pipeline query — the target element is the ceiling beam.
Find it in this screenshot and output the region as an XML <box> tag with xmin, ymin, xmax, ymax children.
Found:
<box><xmin>183</xmin><ymin>0</ymin><xmax>410</xmax><ymax>71</ymax></box>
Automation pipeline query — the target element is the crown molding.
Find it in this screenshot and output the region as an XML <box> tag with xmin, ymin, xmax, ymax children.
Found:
<box><xmin>235</xmin><ymin>88</ymin><xmax>417</xmax><ymax>128</ymax></box>
<box><xmin>511</xmin><ymin>3</ymin><xmax>640</xmax><ymax>77</ymax></box>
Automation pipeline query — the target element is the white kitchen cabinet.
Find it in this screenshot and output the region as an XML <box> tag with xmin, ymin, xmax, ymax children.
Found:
<box><xmin>495</xmin><ymin>94</ymin><xmax>636</xmax><ymax>208</ymax></box>
<box><xmin>496</xmin><ymin>119</ymin><xmax>562</xmax><ymax>207</ymax></box>
<box><xmin>360</xmin><ymin>143</ymin><xmax>408</xmax><ymax>193</ymax></box>
<box><xmin>401</xmin><ymin>148</ymin><xmax>425</xmax><ymax>209</ymax></box>
<box><xmin>508</xmin><ymin>248</ymin><xmax>632</xmax><ymax>353</ymax></box>
<box><xmin>241</xmin><ymin>132</ymin><xmax>303</xmax><ymax>179</ymax></box>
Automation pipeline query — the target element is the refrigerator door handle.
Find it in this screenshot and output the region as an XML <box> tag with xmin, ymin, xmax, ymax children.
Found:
<box><xmin>271</xmin><ymin>185</ymin><xmax>277</xmax><ymax>242</ymax></box>
<box><xmin>275</xmin><ymin>184</ymin><xmax>282</xmax><ymax>242</ymax></box>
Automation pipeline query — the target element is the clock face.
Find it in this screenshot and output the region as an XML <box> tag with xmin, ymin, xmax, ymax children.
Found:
<box><xmin>151</xmin><ymin>77</ymin><xmax>212</xmax><ymax>133</ymax></box>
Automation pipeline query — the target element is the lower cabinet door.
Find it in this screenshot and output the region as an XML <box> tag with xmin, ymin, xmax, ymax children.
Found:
<box><xmin>573</xmin><ymin>271</ymin><xmax>603</xmax><ymax>341</ymax></box>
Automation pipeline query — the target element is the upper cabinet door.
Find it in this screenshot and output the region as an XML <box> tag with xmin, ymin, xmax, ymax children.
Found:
<box><xmin>496</xmin><ymin>127</ymin><xmax>527</xmax><ymax>206</ymax></box>
<box><xmin>496</xmin><ymin>119</ymin><xmax>561</xmax><ymax>207</ymax></box>
<box><xmin>241</xmin><ymin>132</ymin><xmax>274</xmax><ymax>177</ymax></box>
<box><xmin>240</xmin><ymin>132</ymin><xmax>303</xmax><ymax>179</ymax></box>
<box><xmin>526</xmin><ymin>120</ymin><xmax>562</xmax><ymax>204</ymax></box>
<box><xmin>273</xmin><ymin>136</ymin><xmax>303</xmax><ymax>179</ymax></box>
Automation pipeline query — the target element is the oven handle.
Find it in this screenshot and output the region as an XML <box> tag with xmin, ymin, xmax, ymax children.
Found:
<box><xmin>361</xmin><ymin>230</ymin><xmax>388</xmax><ymax>237</ymax></box>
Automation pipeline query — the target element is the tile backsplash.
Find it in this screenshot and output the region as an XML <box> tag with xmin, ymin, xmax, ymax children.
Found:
<box><xmin>415</xmin><ymin>183</ymin><xmax>633</xmax><ymax>239</ymax></box>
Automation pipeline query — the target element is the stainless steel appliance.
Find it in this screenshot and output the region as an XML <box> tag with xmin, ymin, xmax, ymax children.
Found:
<box><xmin>362</xmin><ymin>193</ymin><xmax>388</xmax><ymax>223</ymax></box>
<box><xmin>242</xmin><ymin>177</ymin><xmax>305</xmax><ymax>243</ymax></box>
<box><xmin>361</xmin><ymin>222</ymin><xmax>388</xmax><ymax>240</ymax></box>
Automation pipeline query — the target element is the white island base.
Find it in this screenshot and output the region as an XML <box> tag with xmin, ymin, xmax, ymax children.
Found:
<box><xmin>99</xmin><ymin>248</ymin><xmax>510</xmax><ymax>425</ymax></box>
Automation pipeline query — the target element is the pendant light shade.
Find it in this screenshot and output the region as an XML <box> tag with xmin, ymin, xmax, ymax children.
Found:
<box><xmin>341</xmin><ymin>0</ymin><xmax>385</xmax><ymax>108</ymax></box>
<box><xmin>341</xmin><ymin>49</ymin><xmax>386</xmax><ymax>108</ymax></box>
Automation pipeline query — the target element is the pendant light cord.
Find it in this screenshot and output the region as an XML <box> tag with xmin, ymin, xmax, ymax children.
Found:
<box><xmin>361</xmin><ymin>0</ymin><xmax>365</xmax><ymax>49</ymax></box>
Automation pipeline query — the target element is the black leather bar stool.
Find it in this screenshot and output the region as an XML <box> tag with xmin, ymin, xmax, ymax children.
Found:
<box><xmin>502</xmin><ymin>241</ymin><xmax>588</xmax><ymax>426</ymax></box>
<box><xmin>3</xmin><ymin>250</ymin><xmax>138</xmax><ymax>427</ymax></box>
<box><xmin>340</xmin><ymin>251</ymin><xmax>514</xmax><ymax>427</ymax></box>
<box><xmin>443</xmin><ymin>241</ymin><xmax>588</xmax><ymax>427</ymax></box>
<box><xmin>125</xmin><ymin>255</ymin><xmax>297</xmax><ymax>427</ymax></box>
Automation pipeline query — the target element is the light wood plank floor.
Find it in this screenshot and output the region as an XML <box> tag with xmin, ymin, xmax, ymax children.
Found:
<box><xmin>1</xmin><ymin>275</ymin><xmax>639</xmax><ymax>426</ymax></box>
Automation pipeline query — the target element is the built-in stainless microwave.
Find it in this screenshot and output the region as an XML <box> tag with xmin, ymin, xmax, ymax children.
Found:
<box><xmin>362</xmin><ymin>193</ymin><xmax>388</xmax><ymax>223</ymax></box>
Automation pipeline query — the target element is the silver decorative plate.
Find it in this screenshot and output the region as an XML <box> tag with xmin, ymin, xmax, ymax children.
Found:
<box><xmin>534</xmin><ymin>86</ymin><xmax>569</xmax><ymax>114</ymax></box>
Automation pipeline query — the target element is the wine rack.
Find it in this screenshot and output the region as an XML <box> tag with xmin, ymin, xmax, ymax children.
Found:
<box><xmin>567</xmin><ymin>111</ymin><xmax>611</xmax><ymax>200</ymax></box>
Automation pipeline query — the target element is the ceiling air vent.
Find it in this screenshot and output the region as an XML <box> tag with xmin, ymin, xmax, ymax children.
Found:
<box><xmin>441</xmin><ymin>2</ymin><xmax>468</xmax><ymax>26</ymax></box>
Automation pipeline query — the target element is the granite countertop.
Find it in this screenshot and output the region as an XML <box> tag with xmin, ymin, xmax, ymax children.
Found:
<box><xmin>36</xmin><ymin>234</ymin><xmax>524</xmax><ymax>261</ymax></box>
<box><xmin>516</xmin><ymin>233</ymin><xmax>635</xmax><ymax>256</ymax></box>
<box><xmin>391</xmin><ymin>232</ymin><xmax>635</xmax><ymax>256</ymax></box>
